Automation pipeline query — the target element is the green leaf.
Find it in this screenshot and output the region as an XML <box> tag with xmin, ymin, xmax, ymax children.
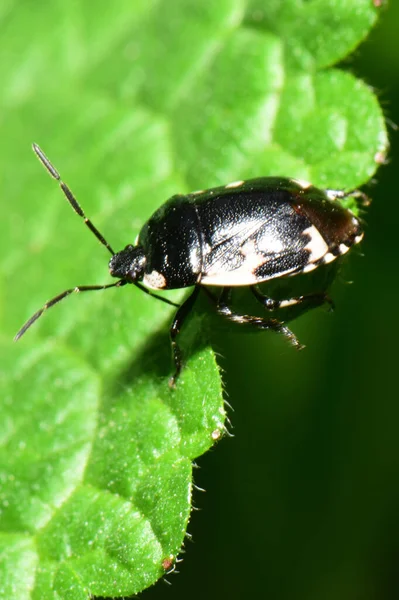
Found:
<box><xmin>245</xmin><ymin>0</ymin><xmax>379</xmax><ymax>69</ymax></box>
<box><xmin>0</xmin><ymin>0</ymin><xmax>387</xmax><ymax>598</ymax></box>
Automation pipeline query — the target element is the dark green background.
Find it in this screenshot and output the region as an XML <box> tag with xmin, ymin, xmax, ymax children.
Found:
<box><xmin>145</xmin><ymin>5</ymin><xmax>399</xmax><ymax>600</ymax></box>
<box><xmin>1</xmin><ymin>2</ymin><xmax>398</xmax><ymax>599</ymax></box>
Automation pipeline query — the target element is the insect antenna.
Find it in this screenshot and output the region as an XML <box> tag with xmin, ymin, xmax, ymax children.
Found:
<box><xmin>32</xmin><ymin>143</ymin><xmax>115</xmax><ymax>256</ymax></box>
<box><xmin>14</xmin><ymin>281</ymin><xmax>127</xmax><ymax>341</ymax></box>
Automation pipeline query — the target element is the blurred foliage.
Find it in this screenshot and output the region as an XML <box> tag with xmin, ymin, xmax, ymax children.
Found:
<box><xmin>0</xmin><ymin>0</ymin><xmax>397</xmax><ymax>599</ymax></box>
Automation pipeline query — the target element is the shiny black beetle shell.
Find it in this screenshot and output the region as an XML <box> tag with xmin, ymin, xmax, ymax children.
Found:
<box><xmin>109</xmin><ymin>177</ymin><xmax>363</xmax><ymax>290</ymax></box>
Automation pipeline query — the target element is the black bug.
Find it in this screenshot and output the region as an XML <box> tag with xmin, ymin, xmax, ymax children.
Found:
<box><xmin>16</xmin><ymin>145</ymin><xmax>364</xmax><ymax>386</ymax></box>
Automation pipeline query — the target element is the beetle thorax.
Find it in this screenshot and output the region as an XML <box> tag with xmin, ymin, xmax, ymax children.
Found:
<box><xmin>109</xmin><ymin>245</ymin><xmax>146</xmax><ymax>281</ymax></box>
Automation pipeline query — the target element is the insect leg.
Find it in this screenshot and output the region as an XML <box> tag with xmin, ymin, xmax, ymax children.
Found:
<box><xmin>169</xmin><ymin>286</ymin><xmax>201</xmax><ymax>388</ymax></box>
<box><xmin>251</xmin><ymin>286</ymin><xmax>333</xmax><ymax>311</ymax></box>
<box><xmin>325</xmin><ymin>188</ymin><xmax>370</xmax><ymax>206</ymax></box>
<box><xmin>214</xmin><ymin>287</ymin><xmax>304</xmax><ymax>349</ymax></box>
<box><xmin>134</xmin><ymin>281</ymin><xmax>180</xmax><ymax>307</ymax></box>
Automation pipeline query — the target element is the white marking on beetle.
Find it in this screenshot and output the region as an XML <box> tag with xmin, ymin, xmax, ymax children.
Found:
<box><xmin>191</xmin><ymin>189</ymin><xmax>204</xmax><ymax>195</ymax></box>
<box><xmin>240</xmin><ymin>239</ymin><xmax>257</xmax><ymax>257</ymax></box>
<box><xmin>325</xmin><ymin>189</ymin><xmax>345</xmax><ymax>201</ymax></box>
<box><xmin>202</xmin><ymin>223</ymin><xmax>333</xmax><ymax>286</ymax></box>
<box><xmin>190</xmin><ymin>246</ymin><xmax>200</xmax><ymax>267</ymax></box>
<box><xmin>225</xmin><ymin>180</ymin><xmax>244</xmax><ymax>189</ymax></box>
<box><xmin>354</xmin><ymin>232</ymin><xmax>364</xmax><ymax>244</ymax></box>
<box><xmin>202</xmin><ymin>259</ymin><xmax>316</xmax><ymax>286</ymax></box>
<box><xmin>303</xmin><ymin>226</ymin><xmax>329</xmax><ymax>262</ymax></box>
<box><xmin>339</xmin><ymin>243</ymin><xmax>350</xmax><ymax>255</ymax></box>
<box><xmin>302</xmin><ymin>262</ymin><xmax>318</xmax><ymax>273</ymax></box>
<box><xmin>293</xmin><ymin>178</ymin><xmax>312</xmax><ymax>190</ymax></box>
<box><xmin>323</xmin><ymin>252</ymin><xmax>336</xmax><ymax>264</ymax></box>
<box><xmin>202</xmin><ymin>242</ymin><xmax>263</xmax><ymax>286</ymax></box>
<box><xmin>143</xmin><ymin>270</ymin><xmax>167</xmax><ymax>289</ymax></box>
<box><xmin>279</xmin><ymin>298</ymin><xmax>301</xmax><ymax>308</ymax></box>
<box><xmin>257</xmin><ymin>233</ymin><xmax>285</xmax><ymax>254</ymax></box>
